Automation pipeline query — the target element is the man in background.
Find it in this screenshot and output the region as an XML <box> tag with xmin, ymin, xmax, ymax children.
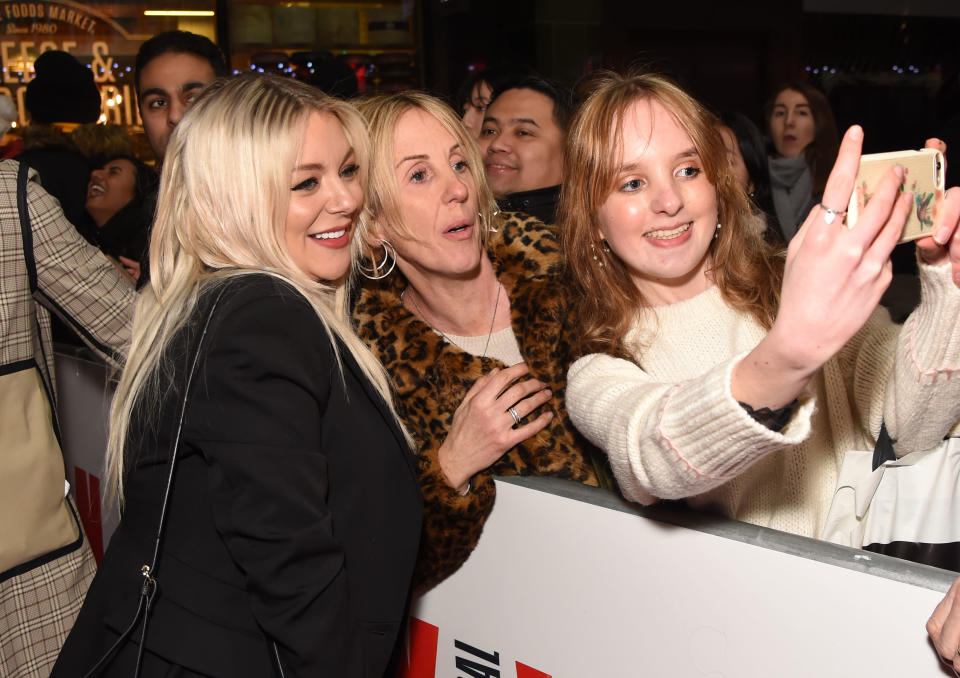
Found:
<box><xmin>478</xmin><ymin>75</ymin><xmax>571</xmax><ymax>224</ymax></box>
<box><xmin>135</xmin><ymin>30</ymin><xmax>227</xmax><ymax>163</ymax></box>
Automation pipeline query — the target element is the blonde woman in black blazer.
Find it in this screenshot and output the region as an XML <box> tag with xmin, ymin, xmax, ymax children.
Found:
<box><xmin>53</xmin><ymin>75</ymin><xmax>421</xmax><ymax>677</ymax></box>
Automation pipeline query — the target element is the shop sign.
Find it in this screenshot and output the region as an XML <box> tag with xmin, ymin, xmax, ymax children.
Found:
<box><xmin>0</xmin><ymin>0</ymin><xmax>151</xmax><ymax>126</ymax></box>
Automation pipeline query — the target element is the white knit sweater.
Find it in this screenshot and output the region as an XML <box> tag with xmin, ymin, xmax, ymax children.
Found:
<box><xmin>567</xmin><ymin>261</ymin><xmax>960</xmax><ymax>538</ymax></box>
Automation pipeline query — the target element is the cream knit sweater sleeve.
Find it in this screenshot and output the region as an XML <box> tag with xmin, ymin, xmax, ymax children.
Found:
<box><xmin>883</xmin><ymin>260</ymin><xmax>960</xmax><ymax>451</ymax></box>
<box><xmin>566</xmin><ymin>351</ymin><xmax>815</xmax><ymax>504</ymax></box>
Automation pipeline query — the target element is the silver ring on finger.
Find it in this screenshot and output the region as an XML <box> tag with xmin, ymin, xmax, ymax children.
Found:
<box><xmin>820</xmin><ymin>203</ymin><xmax>848</xmax><ymax>227</ymax></box>
<box><xmin>508</xmin><ymin>406</ymin><xmax>522</xmax><ymax>427</ymax></box>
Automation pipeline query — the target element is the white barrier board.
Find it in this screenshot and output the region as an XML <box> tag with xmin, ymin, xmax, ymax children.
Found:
<box><xmin>406</xmin><ymin>479</ymin><xmax>952</xmax><ymax>678</ymax></box>
<box><xmin>53</xmin><ymin>351</ymin><xmax>954</xmax><ymax>676</ymax></box>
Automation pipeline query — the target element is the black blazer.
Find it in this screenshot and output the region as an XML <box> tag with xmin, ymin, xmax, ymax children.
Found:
<box><xmin>54</xmin><ymin>275</ymin><xmax>422</xmax><ymax>677</ymax></box>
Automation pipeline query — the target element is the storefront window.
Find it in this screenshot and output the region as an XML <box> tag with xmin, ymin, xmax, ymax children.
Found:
<box><xmin>0</xmin><ymin>0</ymin><xmax>417</xmax><ymax>144</ymax></box>
<box><xmin>0</xmin><ymin>1</ymin><xmax>216</xmax><ymax>129</ymax></box>
<box><xmin>230</xmin><ymin>1</ymin><xmax>418</xmax><ymax>94</ymax></box>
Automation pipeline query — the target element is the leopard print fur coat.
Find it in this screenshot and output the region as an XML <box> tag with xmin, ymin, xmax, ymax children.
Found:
<box><xmin>354</xmin><ymin>212</ymin><xmax>604</xmax><ymax>592</ymax></box>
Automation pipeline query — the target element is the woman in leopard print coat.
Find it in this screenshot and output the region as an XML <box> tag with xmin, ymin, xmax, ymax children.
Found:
<box><xmin>353</xmin><ymin>92</ymin><xmax>606</xmax><ymax>591</ymax></box>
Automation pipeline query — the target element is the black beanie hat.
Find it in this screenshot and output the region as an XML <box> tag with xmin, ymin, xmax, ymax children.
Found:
<box><xmin>25</xmin><ymin>50</ymin><xmax>101</xmax><ymax>124</ymax></box>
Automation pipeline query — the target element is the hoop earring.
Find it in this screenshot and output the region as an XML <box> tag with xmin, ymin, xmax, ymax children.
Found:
<box><xmin>486</xmin><ymin>209</ymin><xmax>499</xmax><ymax>233</ymax></box>
<box><xmin>358</xmin><ymin>239</ymin><xmax>397</xmax><ymax>280</ymax></box>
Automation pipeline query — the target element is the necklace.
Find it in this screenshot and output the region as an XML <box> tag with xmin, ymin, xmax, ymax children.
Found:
<box><xmin>402</xmin><ymin>281</ymin><xmax>503</xmax><ymax>359</ymax></box>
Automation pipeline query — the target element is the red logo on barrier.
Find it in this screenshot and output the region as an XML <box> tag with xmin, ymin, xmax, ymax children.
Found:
<box><xmin>397</xmin><ymin>617</ymin><xmax>438</xmax><ymax>678</ymax></box>
<box><xmin>73</xmin><ymin>466</ymin><xmax>103</xmax><ymax>563</ymax></box>
<box><xmin>516</xmin><ymin>662</ymin><xmax>552</xmax><ymax>678</ymax></box>
<box><xmin>396</xmin><ymin>616</ymin><xmax>551</xmax><ymax>677</ymax></box>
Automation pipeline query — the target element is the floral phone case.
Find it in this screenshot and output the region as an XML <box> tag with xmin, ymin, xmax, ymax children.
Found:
<box><xmin>847</xmin><ymin>148</ymin><xmax>945</xmax><ymax>242</ymax></box>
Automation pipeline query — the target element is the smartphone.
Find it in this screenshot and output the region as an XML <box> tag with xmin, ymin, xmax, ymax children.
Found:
<box><xmin>846</xmin><ymin>148</ymin><xmax>945</xmax><ymax>242</ymax></box>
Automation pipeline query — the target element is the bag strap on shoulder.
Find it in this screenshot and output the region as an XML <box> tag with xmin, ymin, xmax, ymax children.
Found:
<box><xmin>16</xmin><ymin>161</ymin><xmax>37</xmax><ymax>293</ymax></box>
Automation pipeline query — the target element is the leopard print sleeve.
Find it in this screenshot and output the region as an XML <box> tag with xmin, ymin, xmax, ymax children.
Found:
<box><xmin>413</xmin><ymin>436</ymin><xmax>497</xmax><ymax>591</ymax></box>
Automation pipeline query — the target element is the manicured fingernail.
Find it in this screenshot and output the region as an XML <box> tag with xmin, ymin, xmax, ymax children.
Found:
<box><xmin>894</xmin><ymin>164</ymin><xmax>904</xmax><ymax>179</ymax></box>
<box><xmin>935</xmin><ymin>226</ymin><xmax>951</xmax><ymax>246</ymax></box>
<box><xmin>849</xmin><ymin>125</ymin><xmax>863</xmax><ymax>140</ymax></box>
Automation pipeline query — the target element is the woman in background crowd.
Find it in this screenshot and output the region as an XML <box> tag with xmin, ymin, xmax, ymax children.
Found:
<box><xmin>765</xmin><ymin>82</ymin><xmax>839</xmax><ymax>240</ymax></box>
<box><xmin>561</xmin><ymin>70</ymin><xmax>960</xmax><ymax>542</ymax></box>
<box><xmin>84</xmin><ymin>154</ymin><xmax>158</xmax><ymax>282</ymax></box>
<box><xmin>717</xmin><ymin>110</ymin><xmax>781</xmax><ymax>243</ymax></box>
<box><xmin>457</xmin><ymin>67</ymin><xmax>515</xmax><ymax>138</ymax></box>
<box><xmin>353</xmin><ymin>91</ymin><xmax>605</xmax><ymax>591</ymax></box>
<box><xmin>53</xmin><ymin>74</ymin><xmax>421</xmax><ymax>677</ymax></box>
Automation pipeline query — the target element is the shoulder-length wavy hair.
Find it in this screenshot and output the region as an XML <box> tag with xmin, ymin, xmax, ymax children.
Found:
<box><xmin>764</xmin><ymin>82</ymin><xmax>839</xmax><ymax>196</ymax></box>
<box><xmin>107</xmin><ymin>73</ymin><xmax>406</xmax><ymax>499</ymax></box>
<box><xmin>353</xmin><ymin>90</ymin><xmax>497</xmax><ymax>272</ymax></box>
<box><xmin>559</xmin><ymin>71</ymin><xmax>783</xmax><ymax>360</ymax></box>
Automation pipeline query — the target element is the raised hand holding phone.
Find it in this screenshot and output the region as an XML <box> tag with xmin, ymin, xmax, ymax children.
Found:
<box><xmin>732</xmin><ymin>125</ymin><xmax>912</xmax><ymax>410</ymax></box>
<box><xmin>846</xmin><ymin>145</ymin><xmax>944</xmax><ymax>243</ymax></box>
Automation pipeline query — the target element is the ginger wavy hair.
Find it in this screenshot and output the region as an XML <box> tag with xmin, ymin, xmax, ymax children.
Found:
<box><xmin>559</xmin><ymin>71</ymin><xmax>784</xmax><ymax>360</ymax></box>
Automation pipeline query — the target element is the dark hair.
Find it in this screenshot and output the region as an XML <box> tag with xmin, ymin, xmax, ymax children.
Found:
<box><xmin>764</xmin><ymin>82</ymin><xmax>839</xmax><ymax>195</ymax></box>
<box><xmin>306</xmin><ymin>56</ymin><xmax>358</xmax><ymax>99</ymax></box>
<box><xmin>25</xmin><ymin>50</ymin><xmax>101</xmax><ymax>124</ymax></box>
<box><xmin>455</xmin><ymin>66</ymin><xmax>522</xmax><ymax>113</ymax></box>
<box><xmin>489</xmin><ymin>74</ymin><xmax>573</xmax><ymax>133</ymax></box>
<box><xmin>134</xmin><ymin>30</ymin><xmax>228</xmax><ymax>99</ymax></box>
<box><xmin>91</xmin><ymin>154</ymin><xmax>159</xmax><ymax>275</ymax></box>
<box><xmin>572</xmin><ymin>70</ymin><xmax>613</xmax><ymax>108</ymax></box>
<box><xmin>102</xmin><ymin>153</ymin><xmax>159</xmax><ymax>203</ymax></box>
<box><xmin>718</xmin><ymin>111</ymin><xmax>778</xmax><ymax>232</ymax></box>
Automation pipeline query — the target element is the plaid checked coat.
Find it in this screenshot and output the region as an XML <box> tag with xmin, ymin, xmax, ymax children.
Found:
<box><xmin>0</xmin><ymin>160</ymin><xmax>134</xmax><ymax>678</ymax></box>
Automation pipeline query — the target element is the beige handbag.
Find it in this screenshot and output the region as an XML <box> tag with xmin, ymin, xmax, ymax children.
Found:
<box><xmin>0</xmin><ymin>161</ymin><xmax>82</xmax><ymax>580</ymax></box>
<box><xmin>0</xmin><ymin>363</ymin><xmax>81</xmax><ymax>577</ymax></box>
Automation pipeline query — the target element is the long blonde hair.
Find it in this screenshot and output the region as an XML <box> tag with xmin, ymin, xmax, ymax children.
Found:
<box><xmin>353</xmin><ymin>91</ymin><xmax>497</xmax><ymax>269</ymax></box>
<box><xmin>559</xmin><ymin>71</ymin><xmax>783</xmax><ymax>359</ymax></box>
<box><xmin>107</xmin><ymin>74</ymin><xmax>407</xmax><ymax>499</ymax></box>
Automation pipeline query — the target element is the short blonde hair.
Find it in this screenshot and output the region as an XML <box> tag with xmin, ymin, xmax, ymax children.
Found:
<box><xmin>559</xmin><ymin>71</ymin><xmax>782</xmax><ymax>358</ymax></box>
<box><xmin>354</xmin><ymin>91</ymin><xmax>496</xmax><ymax>270</ymax></box>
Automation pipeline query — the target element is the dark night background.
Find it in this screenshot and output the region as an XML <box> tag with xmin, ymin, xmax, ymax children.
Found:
<box><xmin>418</xmin><ymin>0</ymin><xmax>960</xmax><ymax>159</ymax></box>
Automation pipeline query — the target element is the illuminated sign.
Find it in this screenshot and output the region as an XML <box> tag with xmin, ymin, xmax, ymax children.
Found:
<box><xmin>0</xmin><ymin>1</ymin><xmax>155</xmax><ymax>126</ymax></box>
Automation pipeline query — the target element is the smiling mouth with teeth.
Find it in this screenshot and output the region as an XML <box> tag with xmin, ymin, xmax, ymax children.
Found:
<box><xmin>312</xmin><ymin>229</ymin><xmax>346</xmax><ymax>240</ymax></box>
<box><xmin>88</xmin><ymin>184</ymin><xmax>105</xmax><ymax>197</ymax></box>
<box><xmin>645</xmin><ymin>222</ymin><xmax>691</xmax><ymax>240</ymax></box>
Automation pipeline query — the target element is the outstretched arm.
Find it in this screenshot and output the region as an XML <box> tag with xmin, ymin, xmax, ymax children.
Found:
<box><xmin>733</xmin><ymin>125</ymin><xmax>911</xmax><ymax>411</ymax></box>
